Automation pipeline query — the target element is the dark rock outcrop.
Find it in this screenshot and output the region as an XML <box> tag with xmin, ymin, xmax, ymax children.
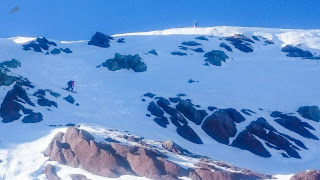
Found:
<box><xmin>290</xmin><ymin>170</ymin><xmax>320</xmax><ymax>180</ymax></box>
<box><xmin>117</xmin><ymin>38</ymin><xmax>125</xmax><ymax>43</ymax></box>
<box><xmin>271</xmin><ymin>111</ymin><xmax>318</xmax><ymax>140</ymax></box>
<box><xmin>43</xmin><ymin>164</ymin><xmax>61</xmax><ymax>180</ymax></box>
<box><xmin>176</xmin><ymin>100</ymin><xmax>206</xmax><ymax>125</ymax></box>
<box><xmin>220</xmin><ymin>43</ymin><xmax>233</xmax><ymax>52</ymax></box>
<box><xmin>22</xmin><ymin>112</ymin><xmax>43</xmax><ymax>123</ymax></box>
<box><xmin>204</xmin><ymin>50</ymin><xmax>229</xmax><ymax>66</ymax></box>
<box><xmin>192</xmin><ymin>48</ymin><xmax>204</xmax><ymax>53</ymax></box>
<box><xmin>225</xmin><ymin>34</ymin><xmax>254</xmax><ymax>53</ymax></box>
<box><xmin>88</xmin><ymin>32</ymin><xmax>112</xmax><ymax>48</ymax></box>
<box><xmin>195</xmin><ymin>36</ymin><xmax>208</xmax><ymax>41</ymax></box>
<box><xmin>297</xmin><ymin>106</ymin><xmax>320</xmax><ymax>122</ymax></box>
<box><xmin>0</xmin><ymin>70</ymin><xmax>19</xmax><ymax>86</ymax></box>
<box><xmin>0</xmin><ymin>84</ymin><xmax>36</xmax><ymax>123</ymax></box>
<box><xmin>51</xmin><ymin>48</ymin><xmax>61</xmax><ymax>55</ymax></box>
<box><xmin>148</xmin><ymin>49</ymin><xmax>158</xmax><ymax>56</ymax></box>
<box><xmin>148</xmin><ymin>102</ymin><xmax>164</xmax><ymax>117</ymax></box>
<box><xmin>179</xmin><ymin>46</ymin><xmax>188</xmax><ymax>50</ymax></box>
<box><xmin>102</xmin><ymin>53</ymin><xmax>147</xmax><ymax>72</ymax></box>
<box><xmin>282</xmin><ymin>45</ymin><xmax>313</xmax><ymax>58</ymax></box>
<box><xmin>64</xmin><ymin>95</ymin><xmax>75</xmax><ymax>104</ymax></box>
<box><xmin>45</xmin><ymin>127</ymin><xmax>189</xmax><ymax>180</ymax></box>
<box><xmin>154</xmin><ymin>116</ymin><xmax>169</xmax><ymax>128</ymax></box>
<box><xmin>202</xmin><ymin>109</ymin><xmax>244</xmax><ymax>144</ymax></box>
<box><xmin>171</xmin><ymin>52</ymin><xmax>187</xmax><ymax>56</ymax></box>
<box><xmin>0</xmin><ymin>59</ymin><xmax>21</xmax><ymax>69</ymax></box>
<box><xmin>177</xmin><ymin>124</ymin><xmax>203</xmax><ymax>144</ymax></box>
<box><xmin>143</xmin><ymin>92</ymin><xmax>156</xmax><ymax>98</ymax></box>
<box><xmin>181</xmin><ymin>41</ymin><xmax>201</xmax><ymax>46</ymax></box>
<box><xmin>23</xmin><ymin>37</ymin><xmax>57</xmax><ymax>52</ymax></box>
<box><xmin>61</xmin><ymin>48</ymin><xmax>72</xmax><ymax>54</ymax></box>
<box><xmin>70</xmin><ymin>174</ymin><xmax>91</xmax><ymax>180</ymax></box>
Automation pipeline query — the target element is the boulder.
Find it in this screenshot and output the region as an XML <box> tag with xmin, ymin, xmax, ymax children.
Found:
<box><xmin>70</xmin><ymin>174</ymin><xmax>91</xmax><ymax>180</ymax></box>
<box><xmin>64</xmin><ymin>95</ymin><xmax>75</xmax><ymax>104</ymax></box>
<box><xmin>282</xmin><ymin>45</ymin><xmax>313</xmax><ymax>58</ymax></box>
<box><xmin>154</xmin><ymin>116</ymin><xmax>169</xmax><ymax>128</ymax></box>
<box><xmin>37</xmin><ymin>96</ymin><xmax>58</xmax><ymax>108</ymax></box>
<box><xmin>88</xmin><ymin>32</ymin><xmax>112</xmax><ymax>48</ymax></box>
<box><xmin>102</xmin><ymin>53</ymin><xmax>147</xmax><ymax>72</ymax></box>
<box><xmin>61</xmin><ymin>48</ymin><xmax>72</xmax><ymax>53</ymax></box>
<box><xmin>204</xmin><ymin>50</ymin><xmax>229</xmax><ymax>66</ymax></box>
<box><xmin>297</xmin><ymin>106</ymin><xmax>320</xmax><ymax>122</ymax></box>
<box><xmin>117</xmin><ymin>38</ymin><xmax>125</xmax><ymax>43</ymax></box>
<box><xmin>192</xmin><ymin>48</ymin><xmax>204</xmax><ymax>53</ymax></box>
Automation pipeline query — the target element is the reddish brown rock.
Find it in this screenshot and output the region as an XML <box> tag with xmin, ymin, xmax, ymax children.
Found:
<box><xmin>290</xmin><ymin>170</ymin><xmax>320</xmax><ymax>180</ymax></box>
<box><xmin>70</xmin><ymin>174</ymin><xmax>91</xmax><ymax>180</ymax></box>
<box><xmin>43</xmin><ymin>164</ymin><xmax>60</xmax><ymax>180</ymax></box>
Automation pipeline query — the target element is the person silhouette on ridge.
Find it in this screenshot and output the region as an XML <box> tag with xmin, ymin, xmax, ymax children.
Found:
<box><xmin>67</xmin><ymin>80</ymin><xmax>74</xmax><ymax>91</ymax></box>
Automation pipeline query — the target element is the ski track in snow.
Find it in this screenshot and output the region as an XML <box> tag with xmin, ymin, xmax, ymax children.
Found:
<box><xmin>0</xmin><ymin>26</ymin><xmax>320</xmax><ymax>179</ymax></box>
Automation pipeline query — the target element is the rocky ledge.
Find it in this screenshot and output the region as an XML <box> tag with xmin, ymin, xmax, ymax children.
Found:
<box><xmin>44</xmin><ymin>127</ymin><xmax>272</xmax><ymax>180</ymax></box>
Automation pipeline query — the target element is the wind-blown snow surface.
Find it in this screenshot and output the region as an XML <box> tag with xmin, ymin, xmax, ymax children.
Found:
<box><xmin>0</xmin><ymin>26</ymin><xmax>320</xmax><ymax>179</ymax></box>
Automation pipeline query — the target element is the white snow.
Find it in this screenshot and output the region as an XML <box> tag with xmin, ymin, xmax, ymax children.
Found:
<box><xmin>0</xmin><ymin>26</ymin><xmax>320</xmax><ymax>179</ymax></box>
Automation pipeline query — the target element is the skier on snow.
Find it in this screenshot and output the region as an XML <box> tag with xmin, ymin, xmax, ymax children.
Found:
<box><xmin>67</xmin><ymin>80</ymin><xmax>74</xmax><ymax>91</ymax></box>
<box><xmin>193</xmin><ymin>20</ymin><xmax>198</xmax><ymax>28</ymax></box>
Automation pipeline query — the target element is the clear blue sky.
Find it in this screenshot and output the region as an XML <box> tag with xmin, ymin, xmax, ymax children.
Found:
<box><xmin>0</xmin><ymin>0</ymin><xmax>319</xmax><ymax>40</ymax></box>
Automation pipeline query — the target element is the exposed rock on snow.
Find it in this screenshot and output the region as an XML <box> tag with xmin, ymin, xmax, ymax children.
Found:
<box><xmin>171</xmin><ymin>51</ymin><xmax>187</xmax><ymax>56</ymax></box>
<box><xmin>44</xmin><ymin>127</ymin><xmax>271</xmax><ymax>180</ymax></box>
<box><xmin>290</xmin><ymin>170</ymin><xmax>320</xmax><ymax>180</ymax></box>
<box><xmin>70</xmin><ymin>174</ymin><xmax>91</xmax><ymax>180</ymax></box>
<box><xmin>50</xmin><ymin>48</ymin><xmax>61</xmax><ymax>55</ymax></box>
<box><xmin>88</xmin><ymin>32</ymin><xmax>113</xmax><ymax>48</ymax></box>
<box><xmin>181</xmin><ymin>41</ymin><xmax>201</xmax><ymax>46</ymax></box>
<box><xmin>282</xmin><ymin>45</ymin><xmax>313</xmax><ymax>58</ymax></box>
<box><xmin>101</xmin><ymin>53</ymin><xmax>147</xmax><ymax>72</ymax></box>
<box><xmin>204</xmin><ymin>50</ymin><xmax>229</xmax><ymax>66</ymax></box>
<box><xmin>192</xmin><ymin>48</ymin><xmax>204</xmax><ymax>53</ymax></box>
<box><xmin>297</xmin><ymin>106</ymin><xmax>320</xmax><ymax>122</ymax></box>
<box><xmin>195</xmin><ymin>36</ymin><xmax>208</xmax><ymax>41</ymax></box>
<box><xmin>271</xmin><ymin>111</ymin><xmax>318</xmax><ymax>140</ymax></box>
<box><xmin>0</xmin><ymin>59</ymin><xmax>21</xmax><ymax>69</ymax></box>
<box><xmin>225</xmin><ymin>34</ymin><xmax>254</xmax><ymax>53</ymax></box>
<box><xmin>220</xmin><ymin>43</ymin><xmax>233</xmax><ymax>52</ymax></box>
<box><xmin>117</xmin><ymin>38</ymin><xmax>125</xmax><ymax>43</ymax></box>
<box><xmin>148</xmin><ymin>49</ymin><xmax>158</xmax><ymax>55</ymax></box>
<box><xmin>23</xmin><ymin>37</ymin><xmax>57</xmax><ymax>52</ymax></box>
<box><xmin>43</xmin><ymin>164</ymin><xmax>61</xmax><ymax>180</ymax></box>
<box><xmin>64</xmin><ymin>95</ymin><xmax>75</xmax><ymax>104</ymax></box>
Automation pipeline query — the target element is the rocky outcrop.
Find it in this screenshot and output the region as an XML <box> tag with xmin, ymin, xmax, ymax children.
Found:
<box><xmin>117</xmin><ymin>38</ymin><xmax>125</xmax><ymax>43</ymax></box>
<box><xmin>181</xmin><ymin>41</ymin><xmax>201</xmax><ymax>46</ymax></box>
<box><xmin>202</xmin><ymin>109</ymin><xmax>244</xmax><ymax>144</ymax></box>
<box><xmin>23</xmin><ymin>37</ymin><xmax>57</xmax><ymax>52</ymax></box>
<box><xmin>171</xmin><ymin>51</ymin><xmax>187</xmax><ymax>56</ymax></box>
<box><xmin>148</xmin><ymin>49</ymin><xmax>158</xmax><ymax>56</ymax></box>
<box><xmin>34</xmin><ymin>89</ymin><xmax>58</xmax><ymax>108</ymax></box>
<box><xmin>290</xmin><ymin>170</ymin><xmax>320</xmax><ymax>180</ymax></box>
<box><xmin>51</xmin><ymin>48</ymin><xmax>61</xmax><ymax>55</ymax></box>
<box><xmin>297</xmin><ymin>106</ymin><xmax>320</xmax><ymax>122</ymax></box>
<box><xmin>271</xmin><ymin>111</ymin><xmax>318</xmax><ymax>140</ymax></box>
<box><xmin>192</xmin><ymin>48</ymin><xmax>204</xmax><ymax>53</ymax></box>
<box><xmin>43</xmin><ymin>164</ymin><xmax>61</xmax><ymax>180</ymax></box>
<box><xmin>282</xmin><ymin>45</ymin><xmax>313</xmax><ymax>58</ymax></box>
<box><xmin>0</xmin><ymin>59</ymin><xmax>21</xmax><ymax>69</ymax></box>
<box><xmin>177</xmin><ymin>124</ymin><xmax>203</xmax><ymax>144</ymax></box>
<box><xmin>0</xmin><ymin>70</ymin><xmax>19</xmax><ymax>86</ymax></box>
<box><xmin>45</xmin><ymin>127</ymin><xmax>189</xmax><ymax>180</ymax></box>
<box><xmin>0</xmin><ymin>84</ymin><xmax>37</xmax><ymax>123</ymax></box>
<box><xmin>45</xmin><ymin>127</ymin><xmax>272</xmax><ymax>180</ymax></box>
<box><xmin>102</xmin><ymin>53</ymin><xmax>147</xmax><ymax>72</ymax></box>
<box><xmin>176</xmin><ymin>100</ymin><xmax>207</xmax><ymax>125</ymax></box>
<box><xmin>70</xmin><ymin>174</ymin><xmax>91</xmax><ymax>180</ymax></box>
<box><xmin>204</xmin><ymin>50</ymin><xmax>229</xmax><ymax>66</ymax></box>
<box><xmin>148</xmin><ymin>102</ymin><xmax>164</xmax><ymax>117</ymax></box>
<box><xmin>88</xmin><ymin>32</ymin><xmax>112</xmax><ymax>48</ymax></box>
<box><xmin>195</xmin><ymin>36</ymin><xmax>208</xmax><ymax>41</ymax></box>
<box><xmin>64</xmin><ymin>95</ymin><xmax>75</xmax><ymax>104</ymax></box>
<box><xmin>225</xmin><ymin>34</ymin><xmax>254</xmax><ymax>53</ymax></box>
<box><xmin>220</xmin><ymin>43</ymin><xmax>233</xmax><ymax>52</ymax></box>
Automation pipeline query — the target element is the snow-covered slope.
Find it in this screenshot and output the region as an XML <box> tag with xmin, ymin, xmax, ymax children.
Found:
<box><xmin>0</xmin><ymin>26</ymin><xmax>320</xmax><ymax>179</ymax></box>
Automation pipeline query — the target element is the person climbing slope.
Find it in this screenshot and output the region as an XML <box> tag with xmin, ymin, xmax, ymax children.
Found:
<box><xmin>66</xmin><ymin>80</ymin><xmax>74</xmax><ymax>91</ymax></box>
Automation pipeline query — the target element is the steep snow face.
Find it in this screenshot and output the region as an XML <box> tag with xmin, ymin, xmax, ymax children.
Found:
<box><xmin>0</xmin><ymin>26</ymin><xmax>320</xmax><ymax>179</ymax></box>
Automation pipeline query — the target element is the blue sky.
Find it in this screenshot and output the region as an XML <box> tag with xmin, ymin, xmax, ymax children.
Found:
<box><xmin>0</xmin><ymin>0</ymin><xmax>319</xmax><ymax>40</ymax></box>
